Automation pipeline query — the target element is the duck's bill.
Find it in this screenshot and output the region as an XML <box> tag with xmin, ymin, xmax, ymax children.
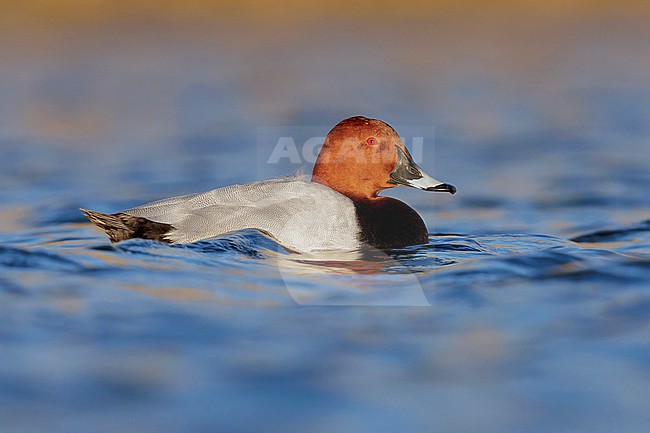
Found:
<box><xmin>389</xmin><ymin>147</ymin><xmax>457</xmax><ymax>194</ymax></box>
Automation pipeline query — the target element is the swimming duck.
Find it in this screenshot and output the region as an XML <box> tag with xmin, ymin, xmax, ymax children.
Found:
<box><xmin>82</xmin><ymin>116</ymin><xmax>456</xmax><ymax>252</ymax></box>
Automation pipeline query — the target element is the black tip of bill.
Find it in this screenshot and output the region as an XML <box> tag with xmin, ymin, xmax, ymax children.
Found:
<box><xmin>426</xmin><ymin>183</ymin><xmax>457</xmax><ymax>194</ymax></box>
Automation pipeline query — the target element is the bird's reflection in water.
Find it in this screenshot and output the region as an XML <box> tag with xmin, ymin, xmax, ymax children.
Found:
<box><xmin>274</xmin><ymin>246</ymin><xmax>432</xmax><ymax>306</ymax></box>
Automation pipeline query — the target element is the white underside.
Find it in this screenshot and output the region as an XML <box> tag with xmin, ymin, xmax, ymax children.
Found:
<box><xmin>123</xmin><ymin>176</ymin><xmax>361</xmax><ymax>253</ymax></box>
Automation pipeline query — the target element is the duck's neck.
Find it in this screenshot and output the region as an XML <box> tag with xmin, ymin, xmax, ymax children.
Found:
<box><xmin>311</xmin><ymin>177</ymin><xmax>380</xmax><ymax>203</ymax></box>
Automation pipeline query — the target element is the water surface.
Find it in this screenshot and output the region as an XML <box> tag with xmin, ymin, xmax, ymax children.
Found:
<box><xmin>1</xmin><ymin>5</ymin><xmax>650</xmax><ymax>433</ymax></box>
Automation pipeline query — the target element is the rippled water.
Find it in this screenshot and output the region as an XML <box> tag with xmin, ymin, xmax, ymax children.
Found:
<box><xmin>2</xmin><ymin>6</ymin><xmax>650</xmax><ymax>433</ymax></box>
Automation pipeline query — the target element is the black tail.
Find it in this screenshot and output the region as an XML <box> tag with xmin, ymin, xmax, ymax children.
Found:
<box><xmin>80</xmin><ymin>208</ymin><xmax>174</xmax><ymax>243</ymax></box>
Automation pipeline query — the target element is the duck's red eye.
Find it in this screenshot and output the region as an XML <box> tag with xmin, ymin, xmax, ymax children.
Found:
<box><xmin>367</xmin><ymin>137</ymin><xmax>377</xmax><ymax>145</ymax></box>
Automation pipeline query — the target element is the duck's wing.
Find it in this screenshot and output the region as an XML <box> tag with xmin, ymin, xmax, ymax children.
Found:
<box><xmin>117</xmin><ymin>177</ymin><xmax>359</xmax><ymax>251</ymax></box>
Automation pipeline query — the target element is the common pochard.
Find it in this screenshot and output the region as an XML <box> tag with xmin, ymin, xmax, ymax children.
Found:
<box><xmin>82</xmin><ymin>116</ymin><xmax>456</xmax><ymax>252</ymax></box>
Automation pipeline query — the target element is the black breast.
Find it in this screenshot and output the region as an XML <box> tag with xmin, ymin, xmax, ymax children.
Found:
<box><xmin>353</xmin><ymin>198</ymin><xmax>428</xmax><ymax>249</ymax></box>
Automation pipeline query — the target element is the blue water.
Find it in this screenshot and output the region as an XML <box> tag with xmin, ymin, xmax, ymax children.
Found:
<box><xmin>2</xmin><ymin>11</ymin><xmax>650</xmax><ymax>433</ymax></box>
